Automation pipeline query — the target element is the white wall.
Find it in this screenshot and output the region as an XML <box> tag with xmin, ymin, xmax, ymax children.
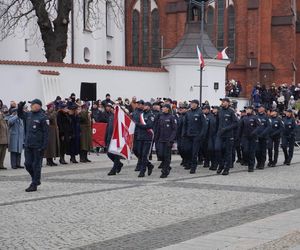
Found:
<box><xmin>0</xmin><ymin>64</ymin><xmax>168</xmax><ymax>106</ymax></box>
<box><xmin>162</xmin><ymin>58</ymin><xmax>228</xmax><ymax>106</ymax></box>
<box><xmin>0</xmin><ymin>0</ymin><xmax>125</xmax><ymax>66</ymax></box>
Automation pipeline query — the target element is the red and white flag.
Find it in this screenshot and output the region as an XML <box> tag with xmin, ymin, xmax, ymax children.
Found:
<box><xmin>108</xmin><ymin>106</ymin><xmax>135</xmax><ymax>160</ymax></box>
<box><xmin>216</xmin><ymin>47</ymin><xmax>229</xmax><ymax>60</ymax></box>
<box><xmin>197</xmin><ymin>45</ymin><xmax>205</xmax><ymax>68</ymax></box>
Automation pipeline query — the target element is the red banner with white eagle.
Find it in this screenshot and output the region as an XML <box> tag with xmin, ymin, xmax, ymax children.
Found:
<box><xmin>108</xmin><ymin>106</ymin><xmax>135</xmax><ymax>160</ymax></box>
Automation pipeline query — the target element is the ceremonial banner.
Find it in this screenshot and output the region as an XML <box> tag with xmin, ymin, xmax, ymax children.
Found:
<box><xmin>108</xmin><ymin>106</ymin><xmax>135</xmax><ymax>160</ymax></box>
<box><xmin>92</xmin><ymin>123</ymin><xmax>107</xmax><ymax>147</ymax></box>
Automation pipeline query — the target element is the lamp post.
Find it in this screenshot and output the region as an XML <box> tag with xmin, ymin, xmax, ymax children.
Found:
<box><xmin>190</xmin><ymin>0</ymin><xmax>210</xmax><ymax>104</ymax></box>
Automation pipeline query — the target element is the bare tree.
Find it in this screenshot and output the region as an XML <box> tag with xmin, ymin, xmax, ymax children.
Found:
<box><xmin>0</xmin><ymin>0</ymin><xmax>124</xmax><ymax>63</ymax></box>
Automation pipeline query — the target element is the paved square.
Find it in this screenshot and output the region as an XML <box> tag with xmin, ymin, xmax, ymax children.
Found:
<box><xmin>1</xmin><ymin>150</ymin><xmax>300</xmax><ymax>249</ymax></box>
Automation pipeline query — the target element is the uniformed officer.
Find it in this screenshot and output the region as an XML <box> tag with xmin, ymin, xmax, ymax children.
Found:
<box><xmin>177</xmin><ymin>103</ymin><xmax>189</xmax><ymax>167</ymax></box>
<box><xmin>239</xmin><ymin>106</ymin><xmax>259</xmax><ymax>172</ymax></box>
<box><xmin>267</xmin><ymin>109</ymin><xmax>283</xmax><ymax>167</ymax></box>
<box><xmin>254</xmin><ymin>105</ymin><xmax>270</xmax><ymax>169</ymax></box>
<box><xmin>132</xmin><ymin>100</ymin><xmax>144</xmax><ymax>171</ymax></box>
<box><xmin>18</xmin><ymin>99</ymin><xmax>49</xmax><ymax>192</ymax></box>
<box><xmin>281</xmin><ymin>109</ymin><xmax>296</xmax><ymax>165</ymax></box>
<box><xmin>155</xmin><ymin>104</ymin><xmax>177</xmax><ymax>178</ymax></box>
<box><xmin>216</xmin><ymin>98</ymin><xmax>238</xmax><ymax>175</ymax></box>
<box><xmin>208</xmin><ymin>106</ymin><xmax>219</xmax><ymax>171</ymax></box>
<box><xmin>105</xmin><ymin>103</ymin><xmax>124</xmax><ymax>175</ymax></box>
<box><xmin>135</xmin><ymin>102</ymin><xmax>155</xmax><ymax>177</ymax></box>
<box><xmin>202</xmin><ymin>105</ymin><xmax>212</xmax><ymax>168</ymax></box>
<box><xmin>182</xmin><ymin>99</ymin><xmax>207</xmax><ymax>174</ymax></box>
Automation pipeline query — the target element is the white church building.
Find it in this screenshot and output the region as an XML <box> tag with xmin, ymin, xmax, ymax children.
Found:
<box><xmin>0</xmin><ymin>0</ymin><xmax>229</xmax><ymax>107</ymax></box>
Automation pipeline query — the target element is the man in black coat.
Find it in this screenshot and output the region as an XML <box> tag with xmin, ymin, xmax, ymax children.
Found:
<box><xmin>182</xmin><ymin>99</ymin><xmax>207</xmax><ymax>174</ymax></box>
<box><xmin>155</xmin><ymin>104</ymin><xmax>177</xmax><ymax>178</ymax></box>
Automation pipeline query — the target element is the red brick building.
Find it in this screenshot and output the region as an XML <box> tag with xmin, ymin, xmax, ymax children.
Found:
<box><xmin>125</xmin><ymin>0</ymin><xmax>300</xmax><ymax>96</ymax></box>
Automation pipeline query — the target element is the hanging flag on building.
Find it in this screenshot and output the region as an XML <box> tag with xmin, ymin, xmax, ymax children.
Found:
<box><xmin>216</xmin><ymin>47</ymin><xmax>229</xmax><ymax>60</ymax></box>
<box><xmin>108</xmin><ymin>106</ymin><xmax>135</xmax><ymax>160</ymax></box>
<box><xmin>196</xmin><ymin>45</ymin><xmax>205</xmax><ymax>68</ymax></box>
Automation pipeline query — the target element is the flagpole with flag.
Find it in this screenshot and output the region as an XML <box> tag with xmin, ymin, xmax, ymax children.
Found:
<box><xmin>197</xmin><ymin>45</ymin><xmax>205</xmax><ymax>105</ymax></box>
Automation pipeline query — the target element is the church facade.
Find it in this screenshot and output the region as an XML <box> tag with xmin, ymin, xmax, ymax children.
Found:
<box><xmin>125</xmin><ymin>0</ymin><xmax>300</xmax><ymax>96</ymax></box>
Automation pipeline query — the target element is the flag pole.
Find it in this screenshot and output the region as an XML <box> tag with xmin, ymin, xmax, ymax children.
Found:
<box><xmin>200</xmin><ymin>0</ymin><xmax>205</xmax><ymax>105</ymax></box>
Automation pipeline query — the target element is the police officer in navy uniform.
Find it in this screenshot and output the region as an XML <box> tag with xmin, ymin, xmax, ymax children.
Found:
<box><xmin>132</xmin><ymin>100</ymin><xmax>144</xmax><ymax>171</ymax></box>
<box><xmin>18</xmin><ymin>99</ymin><xmax>49</xmax><ymax>192</ymax></box>
<box><xmin>155</xmin><ymin>104</ymin><xmax>177</xmax><ymax>178</ymax></box>
<box><xmin>254</xmin><ymin>105</ymin><xmax>270</xmax><ymax>169</ymax></box>
<box><xmin>177</xmin><ymin>103</ymin><xmax>189</xmax><ymax>168</ymax></box>
<box><xmin>182</xmin><ymin>99</ymin><xmax>207</xmax><ymax>174</ymax></box>
<box><xmin>216</xmin><ymin>98</ymin><xmax>238</xmax><ymax>175</ymax></box>
<box><xmin>281</xmin><ymin>109</ymin><xmax>296</xmax><ymax>165</ymax></box>
<box><xmin>208</xmin><ymin>106</ymin><xmax>219</xmax><ymax>171</ymax></box>
<box><xmin>105</xmin><ymin>103</ymin><xmax>124</xmax><ymax>175</ymax></box>
<box><xmin>239</xmin><ymin>106</ymin><xmax>259</xmax><ymax>172</ymax></box>
<box><xmin>267</xmin><ymin>109</ymin><xmax>283</xmax><ymax>167</ymax></box>
<box><xmin>135</xmin><ymin>102</ymin><xmax>155</xmax><ymax>177</ymax></box>
<box><xmin>202</xmin><ymin>105</ymin><xmax>212</xmax><ymax>168</ymax></box>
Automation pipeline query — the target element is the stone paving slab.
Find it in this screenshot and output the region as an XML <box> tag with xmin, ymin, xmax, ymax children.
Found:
<box><xmin>158</xmin><ymin>208</ymin><xmax>300</xmax><ymax>250</ymax></box>
<box><xmin>1</xmin><ymin>150</ymin><xmax>300</xmax><ymax>249</ymax></box>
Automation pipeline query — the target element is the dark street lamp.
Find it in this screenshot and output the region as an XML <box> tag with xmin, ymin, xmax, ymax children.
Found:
<box><xmin>190</xmin><ymin>0</ymin><xmax>211</xmax><ymax>104</ymax></box>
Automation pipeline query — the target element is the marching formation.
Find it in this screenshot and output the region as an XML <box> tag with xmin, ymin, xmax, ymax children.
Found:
<box><xmin>0</xmin><ymin>93</ymin><xmax>297</xmax><ymax>192</ymax></box>
<box><xmin>106</xmin><ymin>97</ymin><xmax>297</xmax><ymax>178</ymax></box>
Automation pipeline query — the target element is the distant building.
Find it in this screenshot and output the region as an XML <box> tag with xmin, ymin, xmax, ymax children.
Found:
<box><xmin>125</xmin><ymin>0</ymin><xmax>300</xmax><ymax>96</ymax></box>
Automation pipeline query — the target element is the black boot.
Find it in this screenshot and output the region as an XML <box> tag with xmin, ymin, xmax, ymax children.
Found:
<box><xmin>46</xmin><ymin>158</ymin><xmax>53</xmax><ymax>166</ymax></box>
<box><xmin>138</xmin><ymin>171</ymin><xmax>145</xmax><ymax>177</ymax></box>
<box><xmin>147</xmin><ymin>163</ymin><xmax>154</xmax><ymax>176</ymax></box>
<box><xmin>50</xmin><ymin>158</ymin><xmax>58</xmax><ymax>166</ymax></box>
<box><xmin>59</xmin><ymin>156</ymin><xmax>68</xmax><ymax>165</ymax></box>
<box><xmin>25</xmin><ymin>184</ymin><xmax>37</xmax><ymax>192</ymax></box>
<box><xmin>80</xmin><ymin>152</ymin><xmax>87</xmax><ymax>163</ymax></box>
<box><xmin>70</xmin><ymin>156</ymin><xmax>78</xmax><ymax>164</ymax></box>
<box><xmin>116</xmin><ymin>162</ymin><xmax>123</xmax><ymax>173</ymax></box>
<box><xmin>108</xmin><ymin>168</ymin><xmax>116</xmax><ymax>176</ymax></box>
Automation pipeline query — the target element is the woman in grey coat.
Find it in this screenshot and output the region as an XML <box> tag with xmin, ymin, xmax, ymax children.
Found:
<box><xmin>8</xmin><ymin>109</ymin><xmax>24</xmax><ymax>169</ymax></box>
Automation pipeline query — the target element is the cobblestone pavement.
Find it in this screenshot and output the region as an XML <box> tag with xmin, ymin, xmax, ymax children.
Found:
<box><xmin>1</xmin><ymin>150</ymin><xmax>300</xmax><ymax>249</ymax></box>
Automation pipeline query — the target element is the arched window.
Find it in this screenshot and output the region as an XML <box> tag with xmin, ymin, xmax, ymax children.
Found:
<box><xmin>142</xmin><ymin>0</ymin><xmax>150</xmax><ymax>65</ymax></box>
<box><xmin>227</xmin><ymin>5</ymin><xmax>235</xmax><ymax>61</ymax></box>
<box><xmin>217</xmin><ymin>0</ymin><xmax>224</xmax><ymax>50</ymax></box>
<box><xmin>128</xmin><ymin>0</ymin><xmax>160</xmax><ymax>67</ymax></box>
<box><xmin>132</xmin><ymin>10</ymin><xmax>140</xmax><ymax>65</ymax></box>
<box><xmin>206</xmin><ymin>6</ymin><xmax>214</xmax><ymax>43</ymax></box>
<box><xmin>151</xmin><ymin>9</ymin><xmax>160</xmax><ymax>66</ymax></box>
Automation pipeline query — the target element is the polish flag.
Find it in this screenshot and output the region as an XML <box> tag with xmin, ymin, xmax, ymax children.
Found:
<box><xmin>197</xmin><ymin>45</ymin><xmax>205</xmax><ymax>68</ymax></box>
<box><xmin>216</xmin><ymin>47</ymin><xmax>229</xmax><ymax>60</ymax></box>
<box><xmin>108</xmin><ymin>106</ymin><xmax>135</xmax><ymax>160</ymax></box>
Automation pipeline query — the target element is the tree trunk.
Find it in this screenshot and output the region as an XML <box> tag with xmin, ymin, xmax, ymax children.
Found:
<box><xmin>30</xmin><ymin>0</ymin><xmax>72</xmax><ymax>63</ymax></box>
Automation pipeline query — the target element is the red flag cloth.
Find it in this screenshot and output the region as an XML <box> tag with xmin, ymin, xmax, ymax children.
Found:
<box><xmin>108</xmin><ymin>106</ymin><xmax>135</xmax><ymax>160</ymax></box>
<box><xmin>216</xmin><ymin>47</ymin><xmax>229</xmax><ymax>60</ymax></box>
<box><xmin>92</xmin><ymin>123</ymin><xmax>107</xmax><ymax>147</ymax></box>
<box><xmin>197</xmin><ymin>45</ymin><xmax>205</xmax><ymax>68</ymax></box>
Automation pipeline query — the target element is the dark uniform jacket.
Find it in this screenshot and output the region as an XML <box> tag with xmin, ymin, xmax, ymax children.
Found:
<box><xmin>253</xmin><ymin>113</ymin><xmax>270</xmax><ymax>139</ymax></box>
<box><xmin>155</xmin><ymin>113</ymin><xmax>177</xmax><ymax>143</ymax></box>
<box><xmin>132</xmin><ymin>108</ymin><xmax>143</xmax><ymax>138</ymax></box>
<box><xmin>217</xmin><ymin>107</ymin><xmax>238</xmax><ymax>138</ymax></box>
<box><xmin>269</xmin><ymin>116</ymin><xmax>283</xmax><ymax>138</ymax></box>
<box><xmin>239</xmin><ymin>114</ymin><xmax>259</xmax><ymax>138</ymax></box>
<box><xmin>183</xmin><ymin>108</ymin><xmax>207</xmax><ymax>139</ymax></box>
<box><xmin>282</xmin><ymin>117</ymin><xmax>296</xmax><ymax>138</ymax></box>
<box><xmin>23</xmin><ymin>110</ymin><xmax>49</xmax><ymax>150</ymax></box>
<box><xmin>136</xmin><ymin>110</ymin><xmax>154</xmax><ymax>141</ymax></box>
